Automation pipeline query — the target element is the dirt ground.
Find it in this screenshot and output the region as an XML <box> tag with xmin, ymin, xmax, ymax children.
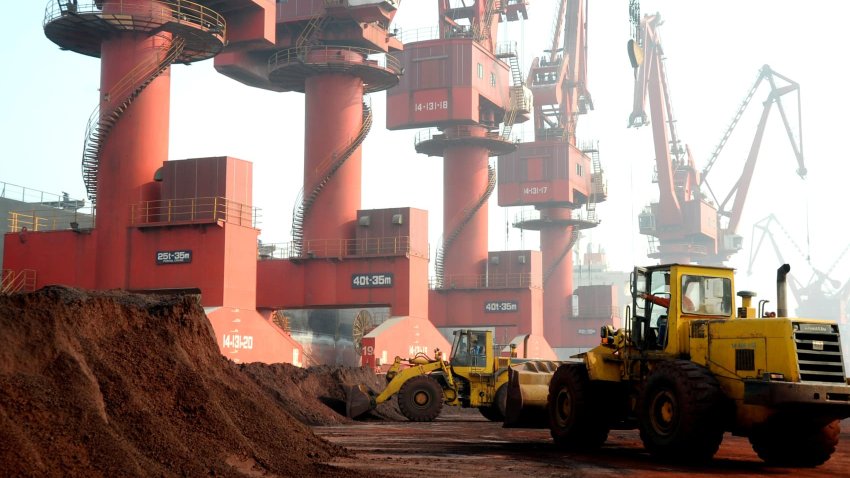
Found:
<box><xmin>316</xmin><ymin>416</ymin><xmax>850</xmax><ymax>477</ymax></box>
<box><xmin>2</xmin><ymin>287</ymin><xmax>848</xmax><ymax>477</ymax></box>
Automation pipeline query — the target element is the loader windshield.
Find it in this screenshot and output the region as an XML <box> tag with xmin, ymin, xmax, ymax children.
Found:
<box><xmin>450</xmin><ymin>330</ymin><xmax>486</xmax><ymax>367</ymax></box>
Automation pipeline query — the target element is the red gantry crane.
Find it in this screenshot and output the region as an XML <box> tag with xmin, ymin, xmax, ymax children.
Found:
<box><xmin>630</xmin><ymin>13</ymin><xmax>804</xmax><ymax>265</ymax></box>
<box><xmin>386</xmin><ymin>1</ymin><xmax>560</xmax><ymax>360</ymax></box>
<box><xmin>498</xmin><ymin>0</ymin><xmax>608</xmax><ymax>350</ymax></box>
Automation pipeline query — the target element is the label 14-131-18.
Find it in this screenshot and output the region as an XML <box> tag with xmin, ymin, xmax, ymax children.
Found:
<box><xmin>414</xmin><ymin>100</ymin><xmax>448</xmax><ymax>112</ymax></box>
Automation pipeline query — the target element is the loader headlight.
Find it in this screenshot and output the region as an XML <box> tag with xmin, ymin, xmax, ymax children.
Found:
<box><xmin>763</xmin><ymin>372</ymin><xmax>786</xmax><ymax>381</ymax></box>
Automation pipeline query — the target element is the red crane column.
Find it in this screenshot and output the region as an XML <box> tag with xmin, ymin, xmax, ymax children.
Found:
<box><xmin>96</xmin><ymin>32</ymin><xmax>172</xmax><ymax>288</ymax></box>
<box><xmin>498</xmin><ymin>0</ymin><xmax>606</xmax><ymax>349</ymax></box>
<box><xmin>440</xmin><ymin>129</ymin><xmax>496</xmax><ymax>278</ymax></box>
<box><xmin>42</xmin><ymin>0</ymin><xmax>227</xmax><ymax>289</ymax></box>
<box><xmin>302</xmin><ymin>72</ymin><xmax>365</xmax><ymax>242</ymax></box>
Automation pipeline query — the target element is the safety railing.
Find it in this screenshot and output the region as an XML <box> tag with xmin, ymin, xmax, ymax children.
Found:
<box><xmin>513</xmin><ymin>207</ymin><xmax>597</xmax><ymax>226</ymax></box>
<box><xmin>0</xmin><ymin>181</ymin><xmax>85</xmax><ymax>208</ymax></box>
<box><xmin>8</xmin><ymin>207</ymin><xmax>96</xmax><ymax>233</ymax></box>
<box><xmin>44</xmin><ymin>0</ymin><xmax>226</xmax><ymax>38</ymax></box>
<box><xmin>414</xmin><ymin>127</ymin><xmax>505</xmax><ymax>146</ymax></box>
<box><xmin>395</xmin><ymin>26</ymin><xmax>441</xmax><ymax>44</ymax></box>
<box><xmin>1</xmin><ymin>269</ymin><xmax>36</xmax><ymax>294</ymax></box>
<box><xmin>268</xmin><ymin>45</ymin><xmax>402</xmax><ymax>75</ymax></box>
<box><xmin>430</xmin><ymin>273</ymin><xmax>539</xmax><ymax>290</ymax></box>
<box><xmin>130</xmin><ymin>197</ymin><xmax>260</xmax><ymax>228</ymax></box>
<box><xmin>259</xmin><ymin>236</ymin><xmax>426</xmax><ymax>260</ymax></box>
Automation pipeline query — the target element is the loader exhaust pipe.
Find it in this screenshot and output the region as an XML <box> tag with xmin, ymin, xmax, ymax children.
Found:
<box><xmin>777</xmin><ymin>263</ymin><xmax>791</xmax><ymax>317</ymax></box>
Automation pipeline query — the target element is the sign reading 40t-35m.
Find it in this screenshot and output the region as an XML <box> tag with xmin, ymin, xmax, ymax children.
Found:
<box><xmin>351</xmin><ymin>273</ymin><xmax>394</xmax><ymax>288</ymax></box>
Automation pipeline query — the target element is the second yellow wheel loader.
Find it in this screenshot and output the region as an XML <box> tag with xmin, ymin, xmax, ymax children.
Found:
<box><xmin>346</xmin><ymin>329</ymin><xmax>559</xmax><ymax>422</ymax></box>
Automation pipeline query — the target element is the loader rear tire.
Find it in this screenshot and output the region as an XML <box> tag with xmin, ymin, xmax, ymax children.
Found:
<box><xmin>398</xmin><ymin>375</ymin><xmax>444</xmax><ymax>422</ymax></box>
<box><xmin>479</xmin><ymin>384</ymin><xmax>507</xmax><ymax>422</ymax></box>
<box><xmin>749</xmin><ymin>418</ymin><xmax>839</xmax><ymax>467</ymax></box>
<box><xmin>548</xmin><ymin>364</ymin><xmax>608</xmax><ymax>449</ymax></box>
<box><xmin>638</xmin><ymin>360</ymin><xmax>724</xmax><ymax>462</ymax></box>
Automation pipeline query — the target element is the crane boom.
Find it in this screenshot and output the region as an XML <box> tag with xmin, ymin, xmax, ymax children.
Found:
<box><xmin>710</xmin><ymin>65</ymin><xmax>805</xmax><ymax>254</ymax></box>
<box><xmin>629</xmin><ymin>13</ymin><xmax>712</xmax><ymax>263</ymax></box>
<box><xmin>528</xmin><ymin>0</ymin><xmax>591</xmax><ymax>140</ymax></box>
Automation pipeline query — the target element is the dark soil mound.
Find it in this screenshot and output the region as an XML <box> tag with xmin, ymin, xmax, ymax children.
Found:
<box><xmin>0</xmin><ymin>286</ymin><xmax>366</xmax><ymax>478</ymax></box>
<box><xmin>239</xmin><ymin>363</ymin><xmax>406</xmax><ymax>425</ymax></box>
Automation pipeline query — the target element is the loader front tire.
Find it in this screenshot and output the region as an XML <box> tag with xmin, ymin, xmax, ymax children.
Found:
<box><xmin>638</xmin><ymin>360</ymin><xmax>725</xmax><ymax>462</ymax></box>
<box><xmin>398</xmin><ymin>375</ymin><xmax>444</xmax><ymax>422</ymax></box>
<box><xmin>548</xmin><ymin>364</ymin><xmax>608</xmax><ymax>449</ymax></box>
<box><xmin>749</xmin><ymin>418</ymin><xmax>839</xmax><ymax>467</ymax></box>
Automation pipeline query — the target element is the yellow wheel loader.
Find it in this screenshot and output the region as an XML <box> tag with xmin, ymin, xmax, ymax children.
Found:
<box><xmin>346</xmin><ymin>329</ymin><xmax>559</xmax><ymax>422</ymax></box>
<box><xmin>538</xmin><ymin>263</ymin><xmax>850</xmax><ymax>466</ymax></box>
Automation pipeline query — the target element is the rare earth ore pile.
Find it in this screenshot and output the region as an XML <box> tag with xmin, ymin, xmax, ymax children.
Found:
<box><xmin>238</xmin><ymin>363</ymin><xmax>406</xmax><ymax>425</ymax></box>
<box><xmin>0</xmin><ymin>286</ymin><xmax>386</xmax><ymax>478</ymax></box>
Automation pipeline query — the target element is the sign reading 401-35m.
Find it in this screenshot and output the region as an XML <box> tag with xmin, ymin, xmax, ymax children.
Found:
<box><xmin>351</xmin><ymin>273</ymin><xmax>394</xmax><ymax>289</ymax></box>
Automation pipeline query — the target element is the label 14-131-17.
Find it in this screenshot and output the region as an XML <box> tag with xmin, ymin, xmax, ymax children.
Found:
<box><xmin>352</xmin><ymin>273</ymin><xmax>394</xmax><ymax>288</ymax></box>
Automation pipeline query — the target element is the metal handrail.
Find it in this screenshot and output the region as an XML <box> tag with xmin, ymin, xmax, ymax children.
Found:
<box><xmin>8</xmin><ymin>207</ymin><xmax>96</xmax><ymax>233</ymax></box>
<box><xmin>43</xmin><ymin>0</ymin><xmax>227</xmax><ymax>38</ymax></box>
<box><xmin>268</xmin><ymin>45</ymin><xmax>402</xmax><ymax>75</ymax></box>
<box><xmin>513</xmin><ymin>208</ymin><xmax>598</xmax><ymax>225</ymax></box>
<box><xmin>395</xmin><ymin>26</ymin><xmax>440</xmax><ymax>44</ymax></box>
<box><xmin>1</xmin><ymin>269</ymin><xmax>37</xmax><ymax>294</ymax></box>
<box><xmin>0</xmin><ymin>181</ymin><xmax>85</xmax><ymax>207</ymax></box>
<box><xmin>429</xmin><ymin>273</ymin><xmax>540</xmax><ymax>290</ymax></box>
<box><xmin>414</xmin><ymin>127</ymin><xmax>504</xmax><ymax>146</ymax></box>
<box><xmin>129</xmin><ymin>197</ymin><xmax>260</xmax><ymax>228</ymax></box>
<box><xmin>259</xmin><ymin>236</ymin><xmax>426</xmax><ymax>260</ymax></box>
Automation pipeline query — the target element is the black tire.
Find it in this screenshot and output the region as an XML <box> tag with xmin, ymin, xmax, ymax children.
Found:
<box><xmin>749</xmin><ymin>418</ymin><xmax>840</xmax><ymax>467</ymax></box>
<box><xmin>479</xmin><ymin>384</ymin><xmax>508</xmax><ymax>422</ymax></box>
<box><xmin>638</xmin><ymin>360</ymin><xmax>725</xmax><ymax>462</ymax></box>
<box><xmin>547</xmin><ymin>364</ymin><xmax>609</xmax><ymax>449</ymax></box>
<box><xmin>398</xmin><ymin>375</ymin><xmax>444</xmax><ymax>422</ymax></box>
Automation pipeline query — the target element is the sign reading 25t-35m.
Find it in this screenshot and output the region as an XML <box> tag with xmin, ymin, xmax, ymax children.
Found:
<box><xmin>351</xmin><ymin>273</ymin><xmax>394</xmax><ymax>288</ymax></box>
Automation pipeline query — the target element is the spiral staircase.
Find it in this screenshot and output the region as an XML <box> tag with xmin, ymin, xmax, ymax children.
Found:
<box><xmin>291</xmin><ymin>101</ymin><xmax>373</xmax><ymax>255</ymax></box>
<box><xmin>434</xmin><ymin>163</ymin><xmax>497</xmax><ymax>287</ymax></box>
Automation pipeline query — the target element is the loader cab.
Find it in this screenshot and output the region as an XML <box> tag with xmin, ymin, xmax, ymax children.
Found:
<box><xmin>631</xmin><ymin>264</ymin><xmax>736</xmax><ymax>351</ymax></box>
<box><xmin>450</xmin><ymin>329</ymin><xmax>490</xmax><ymax>370</ymax></box>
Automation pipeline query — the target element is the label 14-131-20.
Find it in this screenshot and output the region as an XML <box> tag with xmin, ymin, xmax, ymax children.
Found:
<box><xmin>352</xmin><ymin>273</ymin><xmax>394</xmax><ymax>288</ymax></box>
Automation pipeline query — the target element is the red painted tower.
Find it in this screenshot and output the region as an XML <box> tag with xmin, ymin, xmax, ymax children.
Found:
<box><xmin>386</xmin><ymin>0</ymin><xmax>555</xmax><ymax>358</ymax></box>
<box><xmin>4</xmin><ymin>1</ymin><xmax>308</xmax><ymax>364</ymax></box>
<box><xmin>497</xmin><ymin>0</ymin><xmax>607</xmax><ymax>351</ymax></box>
<box><xmin>214</xmin><ymin>0</ymin><xmax>452</xmax><ymax>366</ymax></box>
<box><xmin>43</xmin><ymin>0</ymin><xmax>228</xmax><ymax>289</ymax></box>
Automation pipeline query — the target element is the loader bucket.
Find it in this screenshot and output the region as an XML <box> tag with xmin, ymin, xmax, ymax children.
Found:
<box><xmin>346</xmin><ymin>384</ymin><xmax>375</xmax><ymax>419</ymax></box>
<box><xmin>503</xmin><ymin>360</ymin><xmax>561</xmax><ymax>428</ymax></box>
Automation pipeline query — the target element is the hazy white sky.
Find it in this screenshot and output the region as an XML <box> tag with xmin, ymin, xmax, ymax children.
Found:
<box><xmin>2</xmin><ymin>1</ymin><xmax>849</xmax><ymax>309</ymax></box>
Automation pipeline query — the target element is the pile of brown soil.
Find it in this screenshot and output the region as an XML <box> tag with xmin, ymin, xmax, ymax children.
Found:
<box><xmin>0</xmin><ymin>286</ymin><xmax>373</xmax><ymax>477</ymax></box>
<box><xmin>239</xmin><ymin>363</ymin><xmax>406</xmax><ymax>425</ymax></box>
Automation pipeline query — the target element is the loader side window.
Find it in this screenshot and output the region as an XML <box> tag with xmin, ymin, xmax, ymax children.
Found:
<box><xmin>451</xmin><ymin>332</ymin><xmax>476</xmax><ymax>366</ymax></box>
<box><xmin>681</xmin><ymin>275</ymin><xmax>732</xmax><ymax>317</ymax></box>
